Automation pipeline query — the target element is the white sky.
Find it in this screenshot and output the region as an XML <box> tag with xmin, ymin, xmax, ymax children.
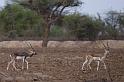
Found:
<box><xmin>80</xmin><ymin>0</ymin><xmax>124</xmax><ymax>15</ymax></box>
<box><xmin>0</xmin><ymin>0</ymin><xmax>5</xmax><ymax>7</ymax></box>
<box><xmin>0</xmin><ymin>0</ymin><xmax>124</xmax><ymax>16</ymax></box>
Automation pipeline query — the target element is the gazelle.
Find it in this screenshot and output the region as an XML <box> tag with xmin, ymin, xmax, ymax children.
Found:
<box><xmin>7</xmin><ymin>42</ymin><xmax>37</xmax><ymax>70</ymax></box>
<box><xmin>82</xmin><ymin>41</ymin><xmax>110</xmax><ymax>71</ymax></box>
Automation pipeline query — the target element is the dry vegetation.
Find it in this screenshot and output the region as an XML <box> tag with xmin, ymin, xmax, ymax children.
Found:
<box><xmin>0</xmin><ymin>40</ymin><xmax>123</xmax><ymax>82</ymax></box>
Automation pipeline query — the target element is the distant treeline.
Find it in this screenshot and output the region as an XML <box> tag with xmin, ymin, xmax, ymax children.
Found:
<box><xmin>0</xmin><ymin>4</ymin><xmax>124</xmax><ymax>41</ymax></box>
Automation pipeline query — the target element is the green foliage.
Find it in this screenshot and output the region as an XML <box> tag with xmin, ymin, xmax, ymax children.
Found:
<box><xmin>0</xmin><ymin>4</ymin><xmax>43</xmax><ymax>38</ymax></box>
<box><xmin>0</xmin><ymin>1</ymin><xmax>124</xmax><ymax>40</ymax></box>
<box><xmin>105</xmin><ymin>25</ymin><xmax>118</xmax><ymax>38</ymax></box>
<box><xmin>119</xmin><ymin>15</ymin><xmax>124</xmax><ymax>25</ymax></box>
<box><xmin>7</xmin><ymin>30</ymin><xmax>17</xmax><ymax>38</ymax></box>
<box><xmin>63</xmin><ymin>13</ymin><xmax>103</xmax><ymax>40</ymax></box>
<box><xmin>104</xmin><ymin>10</ymin><xmax>124</xmax><ymax>39</ymax></box>
<box><xmin>50</xmin><ymin>26</ymin><xmax>64</xmax><ymax>37</ymax></box>
<box><xmin>14</xmin><ymin>0</ymin><xmax>82</xmax><ymax>15</ymax></box>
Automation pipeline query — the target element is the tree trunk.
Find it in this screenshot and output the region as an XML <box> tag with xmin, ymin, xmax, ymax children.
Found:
<box><xmin>42</xmin><ymin>23</ymin><xmax>50</xmax><ymax>47</ymax></box>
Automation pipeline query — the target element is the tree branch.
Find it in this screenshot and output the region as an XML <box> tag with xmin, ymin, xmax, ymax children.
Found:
<box><xmin>49</xmin><ymin>3</ymin><xmax>61</xmax><ymax>21</ymax></box>
<box><xmin>49</xmin><ymin>5</ymin><xmax>67</xmax><ymax>24</ymax></box>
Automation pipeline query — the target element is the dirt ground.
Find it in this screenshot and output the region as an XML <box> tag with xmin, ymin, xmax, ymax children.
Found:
<box><xmin>0</xmin><ymin>47</ymin><xmax>123</xmax><ymax>82</ymax></box>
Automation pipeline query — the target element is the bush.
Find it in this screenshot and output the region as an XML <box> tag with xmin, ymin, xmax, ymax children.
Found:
<box><xmin>7</xmin><ymin>30</ymin><xmax>17</xmax><ymax>39</ymax></box>
<box><xmin>50</xmin><ymin>26</ymin><xmax>64</xmax><ymax>37</ymax></box>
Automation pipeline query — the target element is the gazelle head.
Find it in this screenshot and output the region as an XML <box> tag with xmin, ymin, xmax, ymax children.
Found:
<box><xmin>101</xmin><ymin>41</ymin><xmax>110</xmax><ymax>54</ymax></box>
<box><xmin>25</xmin><ymin>42</ymin><xmax>37</xmax><ymax>56</ymax></box>
<box><xmin>28</xmin><ymin>50</ymin><xmax>37</xmax><ymax>57</ymax></box>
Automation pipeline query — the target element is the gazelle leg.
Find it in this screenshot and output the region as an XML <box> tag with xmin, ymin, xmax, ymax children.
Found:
<box><xmin>88</xmin><ymin>64</ymin><xmax>92</xmax><ymax>70</ymax></box>
<box><xmin>12</xmin><ymin>60</ymin><xmax>18</xmax><ymax>70</ymax></box>
<box><xmin>22</xmin><ymin>58</ymin><xmax>25</xmax><ymax>70</ymax></box>
<box><xmin>97</xmin><ymin>61</ymin><xmax>100</xmax><ymax>71</ymax></box>
<box><xmin>25</xmin><ymin>60</ymin><xmax>29</xmax><ymax>70</ymax></box>
<box><xmin>102</xmin><ymin>61</ymin><xmax>107</xmax><ymax>69</ymax></box>
<box><xmin>82</xmin><ymin>59</ymin><xmax>88</xmax><ymax>70</ymax></box>
<box><xmin>88</xmin><ymin>59</ymin><xmax>93</xmax><ymax>70</ymax></box>
<box><xmin>7</xmin><ymin>59</ymin><xmax>14</xmax><ymax>70</ymax></box>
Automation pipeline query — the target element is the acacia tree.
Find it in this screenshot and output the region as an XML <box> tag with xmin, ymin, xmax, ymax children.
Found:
<box><xmin>105</xmin><ymin>10</ymin><xmax>120</xmax><ymax>39</ymax></box>
<box><xmin>12</xmin><ymin>0</ymin><xmax>82</xmax><ymax>47</ymax></box>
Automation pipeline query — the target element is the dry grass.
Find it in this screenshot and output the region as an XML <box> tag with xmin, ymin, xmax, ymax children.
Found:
<box><xmin>0</xmin><ymin>40</ymin><xmax>123</xmax><ymax>82</ymax></box>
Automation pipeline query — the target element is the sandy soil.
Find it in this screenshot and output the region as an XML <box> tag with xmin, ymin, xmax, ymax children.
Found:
<box><xmin>0</xmin><ymin>40</ymin><xmax>124</xmax><ymax>49</ymax></box>
<box><xmin>0</xmin><ymin>46</ymin><xmax>123</xmax><ymax>82</ymax></box>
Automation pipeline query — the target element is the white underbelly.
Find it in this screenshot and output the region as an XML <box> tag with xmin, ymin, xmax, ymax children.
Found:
<box><xmin>16</xmin><ymin>56</ymin><xmax>30</xmax><ymax>59</ymax></box>
<box><xmin>16</xmin><ymin>56</ymin><xmax>25</xmax><ymax>59</ymax></box>
<box><xmin>93</xmin><ymin>57</ymin><xmax>101</xmax><ymax>61</ymax></box>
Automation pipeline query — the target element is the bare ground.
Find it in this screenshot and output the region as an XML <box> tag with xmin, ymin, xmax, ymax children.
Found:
<box><xmin>0</xmin><ymin>47</ymin><xmax>123</xmax><ymax>82</ymax></box>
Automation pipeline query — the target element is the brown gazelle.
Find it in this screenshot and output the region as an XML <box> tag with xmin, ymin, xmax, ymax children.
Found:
<box><xmin>82</xmin><ymin>41</ymin><xmax>110</xmax><ymax>71</ymax></box>
<box><xmin>7</xmin><ymin>42</ymin><xmax>37</xmax><ymax>70</ymax></box>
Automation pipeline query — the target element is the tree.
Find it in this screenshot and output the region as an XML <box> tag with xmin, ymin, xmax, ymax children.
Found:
<box><xmin>63</xmin><ymin>13</ymin><xmax>103</xmax><ymax>40</ymax></box>
<box><xmin>118</xmin><ymin>12</ymin><xmax>124</xmax><ymax>36</ymax></box>
<box><xmin>12</xmin><ymin>0</ymin><xmax>82</xmax><ymax>47</ymax></box>
<box><xmin>104</xmin><ymin>10</ymin><xmax>120</xmax><ymax>39</ymax></box>
<box><xmin>0</xmin><ymin>4</ymin><xmax>43</xmax><ymax>38</ymax></box>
